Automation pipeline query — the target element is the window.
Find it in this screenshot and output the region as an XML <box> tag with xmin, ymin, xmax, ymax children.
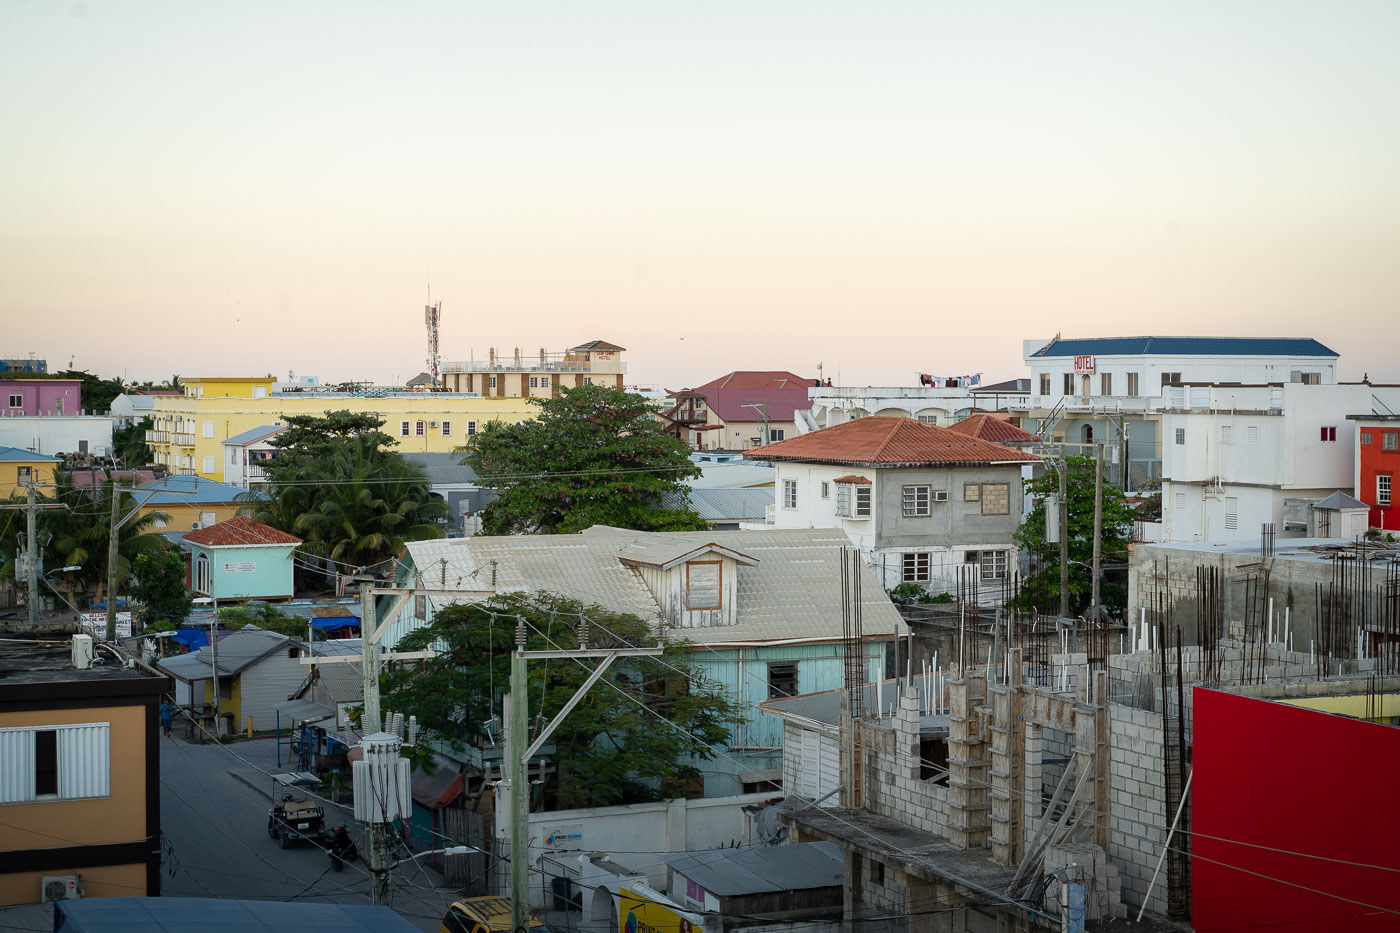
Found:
<box><xmin>7</xmin><ymin>394</ymin><xmax>20</xmax><ymax>408</ymax></box>
<box><xmin>583</xmin><ymin>376</ymin><xmax>592</xmax><ymax>385</ymax></box>
<box><xmin>1063</xmin><ymin>373</ymin><xmax>1074</xmax><ymax>395</ymax></box>
<box><xmin>686</xmin><ymin>561</ymin><xmax>722</xmax><ymax>610</ymax></box>
<box><xmin>441</xmin><ymin>421</ymin><xmax>452</xmax><ymax>436</ymax></box>
<box><xmin>1126</xmin><ymin>372</ymin><xmax>1139</xmax><ymax>396</ymax></box>
<box><xmin>980</xmin><ymin>483</ymin><xmax>1010</xmax><ymax>515</ymax></box>
<box><xmin>414</xmin><ymin>595</ymin><xmax>427</xmax><ymax>619</ymax></box>
<box><xmin>767</xmin><ymin>662</ymin><xmax>798</xmax><ymax>699</ymax></box>
<box><xmin>0</xmin><ymin>723</ymin><xmax>111</xmax><ymax>803</ymax></box>
<box><xmin>1100</xmin><ymin>373</ymin><xmax>1112</xmax><ymax>395</ymax></box>
<box><xmin>202</xmin><ymin>456</ymin><xmax>215</xmax><ymax>474</ymax></box>
<box><xmin>902</xmin><ymin>485</ymin><xmax>931</xmax><ymax>516</ymax></box>
<box><xmin>467</xmin><ymin>421</ymin><xmax>478</xmax><ymax>436</ymax></box>
<box><xmin>489</xmin><ymin>376</ymin><xmax>497</xmax><ymax>388</ymax></box>
<box><xmin>1320</xmin><ymin>426</ymin><xmax>1337</xmax><ymax>442</ymax></box>
<box><xmin>1175</xmin><ymin>428</ymin><xmax>1186</xmax><ymax>445</ymax></box>
<box><xmin>916</xmin><ymin>415</ymin><xmax>937</xmax><ymax>425</ymax></box>
<box><xmin>1161</xmin><ymin>372</ymin><xmax>1182</xmax><ymax>386</ymax></box>
<box><xmin>768</xmin><ymin>428</ymin><xmax>785</xmax><ymax>442</ymax></box>
<box><xmin>1379</xmin><ymin>475</ymin><xmax>1391</xmax><ymax>506</ymax></box>
<box><xmin>964</xmin><ymin>483</ymin><xmax>980</xmax><ymax>502</ymax></box>
<box><xmin>230</xmin><ymin>449</ymin><xmax>238</xmax><ymax>464</ymax></box>
<box><xmin>782</xmin><ymin>479</ymin><xmax>798</xmax><ymax>509</ymax></box>
<box><xmin>16</xmin><ymin>466</ymin><xmax>31</xmax><ymax>483</ymax></box>
<box><xmin>835</xmin><ymin>483</ymin><xmax>872</xmax><ymax>518</ymax></box>
<box><xmin>200</xmin><ymin>512</ymin><xmax>216</xmax><ymax>526</ymax></box>
<box><xmin>53</xmin><ymin>398</ymin><xmax>63</xmax><ymax>414</ymax></box>
<box><xmin>1039</xmin><ymin>374</ymin><xmax>1051</xmax><ymax>395</ymax></box>
<box><xmin>902</xmin><ymin>552</ymin><xmax>930</xmax><ymax>583</ymax></box>
<box><xmin>820</xmin><ymin>481</ymin><xmax>830</xmax><ymax>499</ymax></box>
<box><xmin>1224</xmin><ymin>496</ymin><xmax>1239</xmax><ymax>530</ymax></box>
<box><xmin>979</xmin><ymin>550</ymin><xmax>1008</xmax><ymax>580</ymax></box>
<box><xmin>529</xmin><ymin>376</ymin><xmax>538</xmax><ymax>388</ymax></box>
<box><xmin>253</xmin><ymin>385</ymin><xmax>267</xmax><ymax>399</ymax></box>
<box><xmin>1361</xmin><ymin>432</ymin><xmax>1373</xmax><ymax>445</ymax></box>
<box><xmin>202</xmin><ymin>421</ymin><xmax>215</xmax><ymax>438</ymax></box>
<box><xmin>1248</xmin><ymin>426</ymin><xmax>1259</xmax><ymax>445</ymax></box>
<box><xmin>1221</xmin><ymin>426</ymin><xmax>1233</xmax><ymax>445</ymax></box>
<box><xmin>1299</xmin><ymin>372</ymin><xmax>1321</xmax><ymax>385</ymax></box>
<box><xmin>415</xmin><ymin>420</ymin><xmax>426</xmax><ymax>436</ymax></box>
<box><xmin>1386</xmin><ymin>433</ymin><xmax>1399</xmax><ymax>452</ymax></box>
<box><xmin>401</xmin><ymin>421</ymin><xmax>411</xmax><ymax>436</ymax></box>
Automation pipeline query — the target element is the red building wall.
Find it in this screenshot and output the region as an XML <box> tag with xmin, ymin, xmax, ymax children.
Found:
<box><xmin>1192</xmin><ymin>688</ymin><xmax>1400</xmax><ymax>931</ymax></box>
<box><xmin>1356</xmin><ymin>422</ymin><xmax>1400</xmax><ymax>531</ymax></box>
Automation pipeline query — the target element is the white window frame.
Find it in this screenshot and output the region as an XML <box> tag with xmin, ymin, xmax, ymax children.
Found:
<box><xmin>835</xmin><ymin>483</ymin><xmax>872</xmax><ymax>518</ymax></box>
<box><xmin>202</xmin><ymin>456</ymin><xmax>215</xmax><ymax>474</ymax></box>
<box><xmin>0</xmin><ymin>723</ymin><xmax>112</xmax><ymax>803</ymax></box>
<box><xmin>401</xmin><ymin>421</ymin><xmax>411</xmax><ymax>436</ymax></box>
<box><xmin>782</xmin><ymin>480</ymin><xmax>798</xmax><ymax>510</ymax></box>
<box><xmin>415</xmin><ymin>420</ymin><xmax>426</xmax><ymax>436</ymax></box>
<box><xmin>901</xmin><ymin>552</ymin><xmax>930</xmax><ymax>583</ymax></box>
<box><xmin>441</xmin><ymin>421</ymin><xmax>452</xmax><ymax>436</ymax></box>
<box><xmin>979</xmin><ymin>550</ymin><xmax>1007</xmax><ymax>580</ymax></box>
<box><xmin>202</xmin><ymin>421</ymin><xmax>215</xmax><ymax>438</ymax></box>
<box><xmin>6</xmin><ymin>393</ymin><xmax>21</xmax><ymax>408</ymax></box>
<box><xmin>1100</xmin><ymin>373</ymin><xmax>1112</xmax><ymax>396</ymax></box>
<box><xmin>820</xmin><ymin>481</ymin><xmax>830</xmax><ymax>499</ymax></box>
<box><xmin>1385</xmin><ymin>433</ymin><xmax>1399</xmax><ymax>452</ymax></box>
<box><xmin>1379</xmin><ymin>474</ymin><xmax>1392</xmax><ymax>506</ymax></box>
<box><xmin>1175</xmin><ymin>428</ymin><xmax>1186</xmax><ymax>446</ymax></box>
<box><xmin>1126</xmin><ymin>372</ymin><xmax>1139</xmax><ymax>396</ymax></box>
<box><xmin>902</xmin><ymin>484</ymin><xmax>931</xmax><ymax>517</ymax></box>
<box><xmin>1224</xmin><ymin>496</ymin><xmax>1239</xmax><ymax>531</ymax></box>
<box><xmin>466</xmin><ymin>421</ymin><xmax>478</xmax><ymax>436</ymax></box>
<box><xmin>1221</xmin><ymin>425</ymin><xmax>1233</xmax><ymax>445</ymax></box>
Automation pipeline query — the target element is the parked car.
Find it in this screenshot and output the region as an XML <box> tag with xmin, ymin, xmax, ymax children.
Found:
<box><xmin>439</xmin><ymin>897</ymin><xmax>549</xmax><ymax>933</ymax></box>
<box><xmin>267</xmin><ymin>791</ymin><xmax>328</xmax><ymax>849</ymax></box>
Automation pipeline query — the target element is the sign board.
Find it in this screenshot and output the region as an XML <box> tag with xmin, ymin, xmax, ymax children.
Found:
<box><xmin>223</xmin><ymin>561</ymin><xmax>257</xmax><ymax>573</ymax></box>
<box><xmin>542</xmin><ymin>823</ymin><xmax>584</xmax><ymax>849</ymax></box>
<box><xmin>1073</xmin><ymin>355</ymin><xmax>1096</xmax><ymax>375</ymax></box>
<box><xmin>620</xmin><ymin>888</ymin><xmax>700</xmax><ymax>933</ymax></box>
<box><xmin>79</xmin><ymin>612</ymin><xmax>132</xmax><ymax>639</ymax></box>
<box><xmin>595</xmin><ymin>351</ymin><xmax>616</xmax><ymax>360</ymax></box>
<box><xmin>336</xmin><ymin>702</ymin><xmax>360</xmax><ymax>730</ymax></box>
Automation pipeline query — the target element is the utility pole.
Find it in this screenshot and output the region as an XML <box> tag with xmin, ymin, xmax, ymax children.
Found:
<box><xmin>1058</xmin><ymin>462</ymin><xmax>1069</xmax><ymax>620</ymax></box>
<box><xmin>741</xmin><ymin>402</ymin><xmax>771</xmax><ymax>445</ymax></box>
<box><xmin>1090</xmin><ymin>443</ymin><xmax>1105</xmax><ymax>623</ymax></box>
<box><xmin>0</xmin><ymin>485</ymin><xmax>65</xmax><ymax>626</ymax></box>
<box><xmin>107</xmin><ymin>478</ymin><xmax>122</xmax><ymax>641</ymax></box>
<box><xmin>507</xmin><ymin>616</ymin><xmax>663</xmax><ymax>933</ymax></box>
<box><xmin>359</xmin><ymin>581</ymin><xmax>389</xmax><ymax>905</ymax></box>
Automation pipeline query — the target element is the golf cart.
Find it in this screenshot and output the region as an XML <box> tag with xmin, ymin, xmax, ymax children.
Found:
<box><xmin>266</xmin><ymin>771</ymin><xmax>329</xmax><ymax>849</ymax></box>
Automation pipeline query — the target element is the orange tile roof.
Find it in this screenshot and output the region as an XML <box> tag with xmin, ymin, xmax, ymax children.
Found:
<box><xmin>948</xmin><ymin>414</ymin><xmax>1040</xmax><ymax>446</ymax></box>
<box><xmin>748</xmin><ymin>417</ymin><xmax>1039</xmax><ymax>467</ymax></box>
<box><xmin>832</xmin><ymin>474</ymin><xmax>872</xmax><ymax>485</ymax></box>
<box><xmin>184</xmin><ymin>515</ymin><xmax>302</xmax><ymax>548</ymax></box>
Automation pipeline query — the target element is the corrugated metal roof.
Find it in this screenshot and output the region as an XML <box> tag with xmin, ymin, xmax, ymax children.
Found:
<box><xmin>403</xmin><ymin>526</ymin><xmax>906</xmax><ymax>646</ymax></box>
<box><xmin>690</xmin><ymin>461</ymin><xmax>777</xmax><ymax>489</ymax></box>
<box><xmin>135</xmin><ymin>475</ymin><xmax>262</xmax><ymax>505</ymax></box>
<box><xmin>663</xmin><ymin>841</ymin><xmax>842</xmax><ymax>896</ymax></box>
<box><xmin>158</xmin><ymin>628</ymin><xmax>296</xmax><ymax>680</ymax></box>
<box><xmin>1312</xmin><ymin>491</ymin><xmax>1367</xmax><ymax>511</ymax></box>
<box><xmin>0</xmin><ymin>445</ymin><xmax>58</xmax><ymax>462</ymax></box>
<box><xmin>749</xmin><ymin>417</ymin><xmax>1039</xmax><ymax>468</ymax></box>
<box><xmin>276</xmin><ymin>699</ymin><xmax>335</xmax><ymax>724</ymax></box>
<box><xmin>1029</xmin><ymin>336</ymin><xmax>1337</xmax><ymax>358</ymax></box>
<box><xmin>222</xmin><ymin>424</ymin><xmax>286</xmax><ymax>447</ymax></box>
<box><xmin>661</xmin><ymin>488</ymin><xmax>772</xmax><ymax>522</ymax></box>
<box><xmin>687</xmin><ymin>371</ymin><xmax>816</xmax><ymax>423</ymax></box>
<box><xmin>400</xmin><ymin>452</ymin><xmax>481</xmax><ymax>486</ymax></box>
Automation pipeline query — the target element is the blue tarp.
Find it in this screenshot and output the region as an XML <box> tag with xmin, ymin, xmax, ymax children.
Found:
<box><xmin>170</xmin><ymin>627</ymin><xmax>208</xmax><ymax>650</ymax></box>
<box><xmin>311</xmin><ymin>616</ymin><xmax>360</xmax><ymax>632</ymax></box>
<box><xmin>55</xmin><ymin>897</ymin><xmax>422</xmax><ymax>932</ymax></box>
<box><xmin>87</xmin><ymin>599</ymin><xmax>130</xmax><ymax>610</ymax></box>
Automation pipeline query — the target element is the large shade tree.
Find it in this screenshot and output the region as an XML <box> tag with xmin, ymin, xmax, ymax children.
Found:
<box><xmin>382</xmin><ymin>593</ymin><xmax>741</xmax><ymax>807</ymax></box>
<box><xmin>463</xmin><ymin>384</ymin><xmax>707</xmax><ymax>534</ymax></box>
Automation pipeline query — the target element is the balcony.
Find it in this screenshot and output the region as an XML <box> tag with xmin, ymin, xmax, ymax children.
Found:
<box><xmin>173</xmin><ymin>433</ymin><xmax>196</xmax><ymax>447</ymax></box>
<box><xmin>441</xmin><ymin>358</ymin><xmax>627</xmax><ymax>376</ymax></box>
<box><xmin>146</xmin><ymin>431</ymin><xmax>170</xmax><ymax>444</ymax></box>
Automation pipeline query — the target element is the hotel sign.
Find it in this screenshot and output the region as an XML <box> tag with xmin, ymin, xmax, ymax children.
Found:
<box><xmin>1073</xmin><ymin>355</ymin><xmax>1096</xmax><ymax>375</ymax></box>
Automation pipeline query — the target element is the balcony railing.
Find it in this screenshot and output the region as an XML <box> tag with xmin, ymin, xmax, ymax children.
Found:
<box><xmin>441</xmin><ymin>359</ymin><xmax>627</xmax><ymax>375</ymax></box>
<box><xmin>146</xmin><ymin>431</ymin><xmax>170</xmax><ymax>444</ymax></box>
<box><xmin>173</xmin><ymin>433</ymin><xmax>196</xmax><ymax>447</ymax></box>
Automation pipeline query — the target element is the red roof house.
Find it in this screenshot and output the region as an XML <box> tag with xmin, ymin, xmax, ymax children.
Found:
<box><xmin>947</xmin><ymin>414</ymin><xmax>1040</xmax><ymax>447</ymax></box>
<box><xmin>662</xmin><ymin>371</ymin><xmax>816</xmax><ymax>450</ymax></box>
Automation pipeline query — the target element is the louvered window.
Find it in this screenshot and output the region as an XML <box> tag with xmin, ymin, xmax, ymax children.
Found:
<box><xmin>0</xmin><ymin>723</ymin><xmax>110</xmax><ymax>803</ymax></box>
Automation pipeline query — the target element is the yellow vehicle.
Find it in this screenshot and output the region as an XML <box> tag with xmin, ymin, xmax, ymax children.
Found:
<box><xmin>439</xmin><ymin>896</ymin><xmax>550</xmax><ymax>933</ymax></box>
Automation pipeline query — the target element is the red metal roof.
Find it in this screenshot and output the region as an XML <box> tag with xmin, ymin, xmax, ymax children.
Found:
<box><xmin>948</xmin><ymin>414</ymin><xmax>1040</xmax><ymax>446</ymax></box>
<box><xmin>749</xmin><ymin>417</ymin><xmax>1040</xmax><ymax>467</ymax></box>
<box><xmin>687</xmin><ymin>370</ymin><xmax>816</xmax><ymax>423</ymax></box>
<box><xmin>184</xmin><ymin>515</ymin><xmax>302</xmax><ymax>548</ymax></box>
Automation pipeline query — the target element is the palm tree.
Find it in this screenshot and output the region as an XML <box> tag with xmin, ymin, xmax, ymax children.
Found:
<box><xmin>41</xmin><ymin>472</ymin><xmax>170</xmax><ymax>607</ymax></box>
<box><xmin>250</xmin><ymin>435</ymin><xmax>447</xmax><ymax>573</ymax></box>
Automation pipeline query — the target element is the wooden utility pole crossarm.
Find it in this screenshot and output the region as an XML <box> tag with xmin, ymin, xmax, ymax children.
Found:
<box><xmin>0</xmin><ymin>485</ymin><xmax>68</xmax><ymax>627</ymax></box>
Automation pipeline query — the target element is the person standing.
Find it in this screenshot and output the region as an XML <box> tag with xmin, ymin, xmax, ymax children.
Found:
<box><xmin>160</xmin><ymin>700</ymin><xmax>173</xmax><ymax>739</ymax></box>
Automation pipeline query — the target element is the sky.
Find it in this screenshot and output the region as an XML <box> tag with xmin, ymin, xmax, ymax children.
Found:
<box><xmin>2</xmin><ymin>2</ymin><xmax>1397</xmax><ymax>389</ymax></box>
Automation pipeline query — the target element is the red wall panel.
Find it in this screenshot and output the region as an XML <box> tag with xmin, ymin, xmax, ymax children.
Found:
<box><xmin>1192</xmin><ymin>688</ymin><xmax>1400</xmax><ymax>931</ymax></box>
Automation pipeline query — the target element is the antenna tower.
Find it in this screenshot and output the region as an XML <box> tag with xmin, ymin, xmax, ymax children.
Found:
<box><xmin>424</xmin><ymin>300</ymin><xmax>442</xmax><ymax>381</ymax></box>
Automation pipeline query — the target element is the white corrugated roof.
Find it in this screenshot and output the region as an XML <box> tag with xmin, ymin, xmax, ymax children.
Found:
<box><xmin>403</xmin><ymin>527</ymin><xmax>905</xmax><ymax>646</ymax></box>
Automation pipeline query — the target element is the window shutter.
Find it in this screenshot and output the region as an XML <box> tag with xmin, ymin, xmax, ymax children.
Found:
<box><xmin>59</xmin><ymin>723</ymin><xmax>110</xmax><ymax>799</ymax></box>
<box><xmin>0</xmin><ymin>728</ymin><xmax>36</xmax><ymax>803</ymax></box>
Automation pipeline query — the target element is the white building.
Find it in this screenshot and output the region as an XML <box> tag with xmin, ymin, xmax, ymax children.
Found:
<box><xmin>748</xmin><ymin>417</ymin><xmax>1037</xmax><ymax>597</ymax></box>
<box><xmin>0</xmin><ymin>414</ymin><xmax>114</xmax><ymax>458</ymax></box>
<box><xmin>220</xmin><ymin>423</ymin><xmax>285</xmax><ymax>487</ymax></box>
<box><xmin>807</xmin><ymin>379</ymin><xmax>1027</xmax><ymax>431</ymax></box>
<box><xmin>1159</xmin><ymin>382</ymin><xmax>1400</xmax><ymax>542</ymax></box>
<box><xmin>1014</xmin><ymin>336</ymin><xmax>1341</xmax><ymax>491</ymax></box>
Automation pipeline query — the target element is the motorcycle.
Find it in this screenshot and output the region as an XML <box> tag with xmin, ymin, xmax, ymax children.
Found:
<box><xmin>327</xmin><ymin>825</ymin><xmax>359</xmax><ymax>872</ymax></box>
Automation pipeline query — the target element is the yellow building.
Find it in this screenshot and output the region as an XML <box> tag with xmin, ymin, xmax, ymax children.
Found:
<box><xmin>0</xmin><ymin>447</ymin><xmax>59</xmax><ymax>498</ymax></box>
<box><xmin>130</xmin><ymin>475</ymin><xmax>248</xmax><ymax>533</ymax></box>
<box><xmin>440</xmin><ymin>339</ymin><xmax>627</xmax><ymax>396</ymax></box>
<box><xmin>0</xmin><ymin>641</ymin><xmax>165</xmax><ymax>904</ymax></box>
<box><xmin>148</xmin><ymin>382</ymin><xmax>536</xmax><ymax>479</ymax></box>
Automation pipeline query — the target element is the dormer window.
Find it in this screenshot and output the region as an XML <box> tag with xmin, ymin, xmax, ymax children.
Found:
<box><xmin>686</xmin><ymin>561</ymin><xmax>722</xmax><ymax>610</ymax></box>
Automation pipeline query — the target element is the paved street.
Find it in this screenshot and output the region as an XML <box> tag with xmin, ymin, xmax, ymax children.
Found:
<box><xmin>159</xmin><ymin>731</ymin><xmax>457</xmax><ymax>931</ymax></box>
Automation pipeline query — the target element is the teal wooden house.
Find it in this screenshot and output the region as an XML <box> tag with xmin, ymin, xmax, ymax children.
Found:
<box><xmin>184</xmin><ymin>516</ymin><xmax>302</xmax><ymax>600</ymax></box>
<box><xmin>389</xmin><ymin>526</ymin><xmax>906</xmax><ymax>798</ymax></box>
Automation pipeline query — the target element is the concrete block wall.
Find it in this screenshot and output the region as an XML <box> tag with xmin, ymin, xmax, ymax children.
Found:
<box><xmin>860</xmin><ymin>690</ymin><xmax>952</xmax><ymax>840</ymax></box>
<box><xmin>1107</xmin><ymin>703</ymin><xmax>1168</xmax><ymax>916</ymax></box>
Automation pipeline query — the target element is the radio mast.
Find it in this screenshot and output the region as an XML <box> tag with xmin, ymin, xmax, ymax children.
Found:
<box><xmin>424</xmin><ymin>300</ymin><xmax>442</xmax><ymax>382</ymax></box>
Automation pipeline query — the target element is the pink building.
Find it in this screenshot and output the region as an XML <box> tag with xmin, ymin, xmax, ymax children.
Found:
<box><xmin>0</xmin><ymin>378</ymin><xmax>82</xmax><ymax>415</ymax></box>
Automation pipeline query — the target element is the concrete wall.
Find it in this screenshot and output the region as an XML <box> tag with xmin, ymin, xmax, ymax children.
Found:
<box><xmin>0</xmin><ymin>415</ymin><xmax>113</xmax><ymax>457</ymax></box>
<box><xmin>1106</xmin><ymin>703</ymin><xmax>1167</xmax><ymax>917</ymax></box>
<box><xmin>0</xmin><ymin>379</ymin><xmax>82</xmax><ymax>416</ymax></box>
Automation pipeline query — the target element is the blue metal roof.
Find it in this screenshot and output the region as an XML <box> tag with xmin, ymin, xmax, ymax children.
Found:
<box><xmin>56</xmin><ymin>897</ymin><xmax>421</xmax><ymax>932</ymax></box>
<box><xmin>663</xmin><ymin>841</ymin><xmax>843</xmax><ymax>896</ymax></box>
<box><xmin>223</xmin><ymin>423</ymin><xmax>285</xmax><ymax>446</ymax></box>
<box><xmin>0</xmin><ymin>445</ymin><xmax>58</xmax><ymax>461</ymax></box>
<box><xmin>1030</xmin><ymin>336</ymin><xmax>1337</xmax><ymax>358</ymax></box>
<box><xmin>135</xmin><ymin>474</ymin><xmax>264</xmax><ymax>504</ymax></box>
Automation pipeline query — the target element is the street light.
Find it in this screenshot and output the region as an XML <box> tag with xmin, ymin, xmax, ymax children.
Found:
<box><xmin>192</xmin><ymin>591</ymin><xmax>222</xmax><ymax>735</ymax></box>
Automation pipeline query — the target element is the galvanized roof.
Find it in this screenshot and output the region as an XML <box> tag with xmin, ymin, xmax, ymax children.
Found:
<box><xmin>135</xmin><ymin>474</ymin><xmax>261</xmax><ymax>504</ymax></box>
<box><xmin>158</xmin><ymin>627</ymin><xmax>297</xmax><ymax>680</ymax></box>
<box><xmin>663</xmin><ymin>841</ymin><xmax>842</xmax><ymax>896</ymax></box>
<box><xmin>400</xmin><ymin>451</ymin><xmax>481</xmax><ymax>486</ymax></box>
<box><xmin>1311</xmin><ymin>491</ymin><xmax>1367</xmax><ymax>511</ymax></box>
<box><xmin>403</xmin><ymin>527</ymin><xmax>906</xmax><ymax>646</ymax></box>
<box><xmin>222</xmin><ymin>424</ymin><xmax>286</xmax><ymax>447</ymax></box>
<box><xmin>690</xmin><ymin>461</ymin><xmax>777</xmax><ymax>489</ymax></box>
<box><xmin>0</xmin><ymin>445</ymin><xmax>58</xmax><ymax>462</ymax></box>
<box><xmin>661</xmin><ymin>488</ymin><xmax>773</xmax><ymax>522</ymax></box>
<box><xmin>1029</xmin><ymin>336</ymin><xmax>1337</xmax><ymax>358</ymax></box>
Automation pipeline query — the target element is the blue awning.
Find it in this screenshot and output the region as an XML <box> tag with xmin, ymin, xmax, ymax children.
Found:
<box><xmin>170</xmin><ymin>627</ymin><xmax>208</xmax><ymax>650</ymax></box>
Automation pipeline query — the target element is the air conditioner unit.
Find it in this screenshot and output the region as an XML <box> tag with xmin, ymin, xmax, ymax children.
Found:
<box><xmin>42</xmin><ymin>875</ymin><xmax>81</xmax><ymax>902</ymax></box>
<box><xmin>429</xmin><ymin>421</ymin><xmax>439</xmax><ymax>428</ymax></box>
<box><xmin>933</xmin><ymin>490</ymin><xmax>949</xmax><ymax>502</ymax></box>
<box><xmin>190</xmin><ymin>522</ymin><xmax>202</xmax><ymax>530</ymax></box>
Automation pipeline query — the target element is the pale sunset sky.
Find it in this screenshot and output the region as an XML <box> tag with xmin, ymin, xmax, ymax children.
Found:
<box><xmin>1</xmin><ymin>2</ymin><xmax>1396</xmax><ymax>389</ymax></box>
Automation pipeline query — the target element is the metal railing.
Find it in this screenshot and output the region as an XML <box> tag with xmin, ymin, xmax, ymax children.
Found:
<box><xmin>441</xmin><ymin>359</ymin><xmax>627</xmax><ymax>375</ymax></box>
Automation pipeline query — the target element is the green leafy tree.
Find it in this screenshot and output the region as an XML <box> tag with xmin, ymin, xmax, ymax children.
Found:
<box><xmin>41</xmin><ymin>473</ymin><xmax>170</xmax><ymax>606</ymax></box>
<box><xmin>249</xmin><ymin>412</ymin><xmax>447</xmax><ymax>573</ymax></box>
<box><xmin>113</xmin><ymin>417</ymin><xmax>155</xmax><ymax>467</ymax></box>
<box><xmin>383</xmin><ymin>593</ymin><xmax>741</xmax><ymax>807</ymax></box>
<box><xmin>54</xmin><ymin>370</ymin><xmax>125</xmax><ymax>415</ymax></box>
<box><xmin>130</xmin><ymin>550</ymin><xmax>193</xmax><ymax>627</ymax></box>
<box><xmin>463</xmin><ymin>384</ymin><xmax>707</xmax><ymax>534</ymax></box>
<box><xmin>1014</xmin><ymin>456</ymin><xmax>1135</xmax><ymax>616</ymax></box>
<box><xmin>217</xmin><ymin>603</ymin><xmax>311</xmax><ymax>639</ymax></box>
